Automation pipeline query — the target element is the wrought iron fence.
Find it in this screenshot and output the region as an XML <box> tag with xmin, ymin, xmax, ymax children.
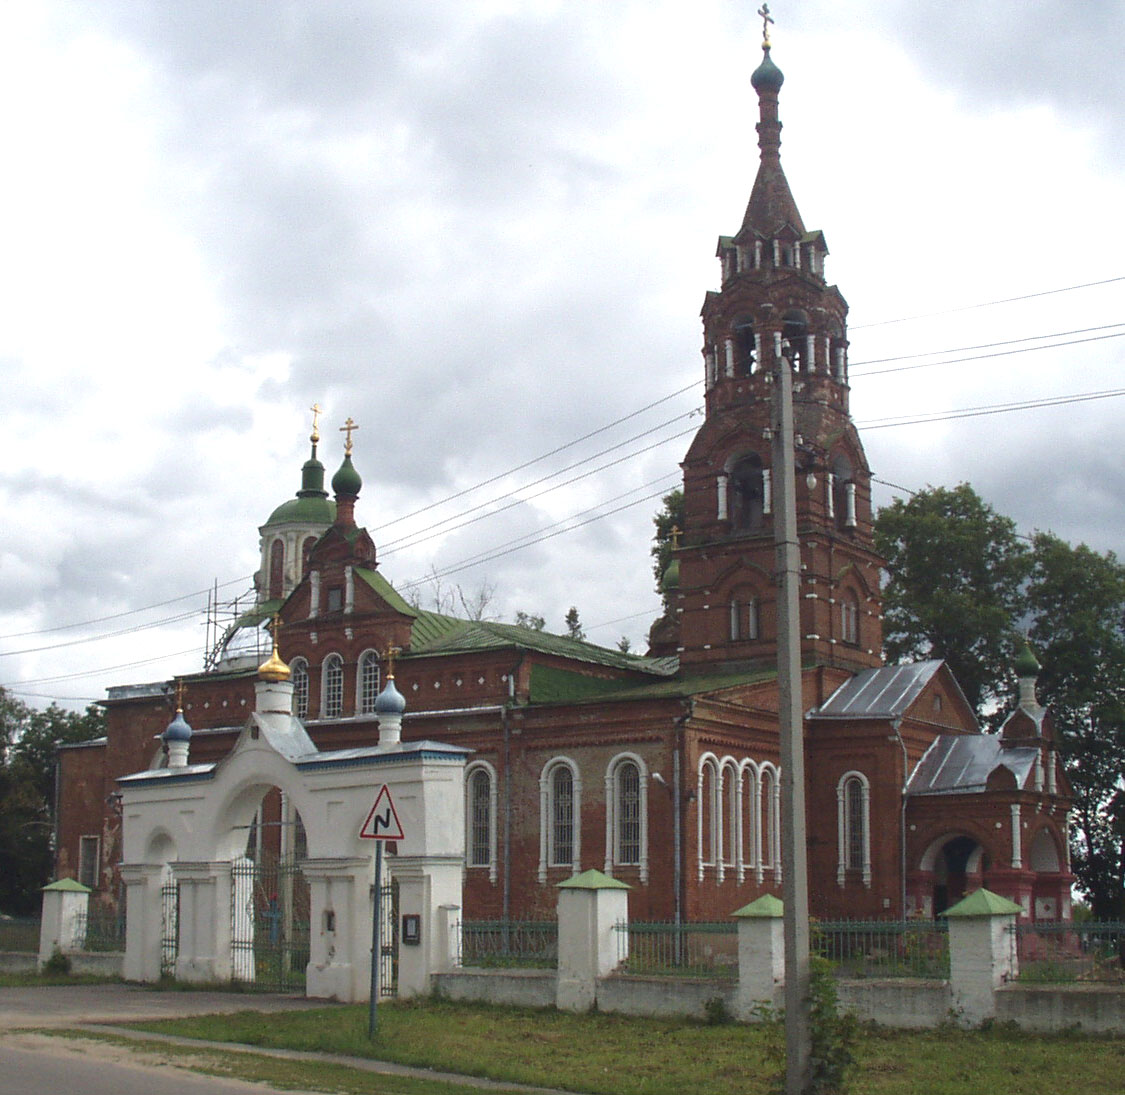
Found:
<box><xmin>72</xmin><ymin>905</ymin><xmax>127</xmax><ymax>952</ymax></box>
<box><xmin>1012</xmin><ymin>920</ymin><xmax>1125</xmax><ymax>983</ymax></box>
<box><xmin>0</xmin><ymin>916</ymin><xmax>40</xmax><ymax>953</ymax></box>
<box><xmin>615</xmin><ymin>921</ymin><xmax>738</xmax><ymax>977</ymax></box>
<box><xmin>458</xmin><ymin>920</ymin><xmax>558</xmax><ymax>969</ymax></box>
<box><xmin>813</xmin><ymin>919</ymin><xmax>949</xmax><ymax>980</ymax></box>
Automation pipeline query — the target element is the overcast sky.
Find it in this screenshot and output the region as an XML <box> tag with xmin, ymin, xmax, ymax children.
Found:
<box><xmin>1</xmin><ymin>1</ymin><xmax>1123</xmax><ymax>710</ymax></box>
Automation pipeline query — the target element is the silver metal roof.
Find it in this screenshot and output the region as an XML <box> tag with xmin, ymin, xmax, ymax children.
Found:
<box><xmin>907</xmin><ymin>734</ymin><xmax>1038</xmax><ymax>796</ymax></box>
<box><xmin>809</xmin><ymin>660</ymin><xmax>945</xmax><ymax>720</ymax></box>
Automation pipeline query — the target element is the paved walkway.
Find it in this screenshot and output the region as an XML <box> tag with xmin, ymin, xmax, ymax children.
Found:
<box><xmin>0</xmin><ymin>983</ymin><xmax>573</xmax><ymax>1094</ymax></box>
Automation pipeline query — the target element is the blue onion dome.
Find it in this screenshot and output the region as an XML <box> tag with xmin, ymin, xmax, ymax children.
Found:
<box><xmin>331</xmin><ymin>453</ymin><xmax>362</xmax><ymax>497</ymax></box>
<box><xmin>163</xmin><ymin>709</ymin><xmax>193</xmax><ymax>743</ymax></box>
<box><xmin>751</xmin><ymin>47</ymin><xmax>784</xmax><ymax>92</ymax></box>
<box><xmin>374</xmin><ymin>676</ymin><xmax>406</xmax><ymax>715</ymax></box>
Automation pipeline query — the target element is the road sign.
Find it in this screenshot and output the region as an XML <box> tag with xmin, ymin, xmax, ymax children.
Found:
<box><xmin>360</xmin><ymin>784</ymin><xmax>405</xmax><ymax>841</ymax></box>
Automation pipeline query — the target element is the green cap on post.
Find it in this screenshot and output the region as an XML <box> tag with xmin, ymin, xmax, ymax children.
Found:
<box><xmin>942</xmin><ymin>887</ymin><xmax>1022</xmax><ymax>917</ymax></box>
<box><xmin>733</xmin><ymin>894</ymin><xmax>784</xmax><ymax>918</ymax></box>
<box><xmin>557</xmin><ymin>869</ymin><xmax>630</xmax><ymax>890</ymax></box>
<box><xmin>41</xmin><ymin>877</ymin><xmax>91</xmax><ymax>893</ymax></box>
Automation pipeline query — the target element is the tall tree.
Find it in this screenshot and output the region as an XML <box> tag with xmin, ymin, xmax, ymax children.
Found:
<box><xmin>564</xmin><ymin>607</ymin><xmax>585</xmax><ymax>641</ymax></box>
<box><xmin>874</xmin><ymin>483</ymin><xmax>1030</xmax><ymax>717</ymax></box>
<box><xmin>650</xmin><ymin>488</ymin><xmax>684</xmax><ymax>614</ymax></box>
<box><xmin>0</xmin><ymin>689</ymin><xmax>105</xmax><ymax>914</ymax></box>
<box><xmin>1026</xmin><ymin>533</ymin><xmax>1125</xmax><ymax>919</ymax></box>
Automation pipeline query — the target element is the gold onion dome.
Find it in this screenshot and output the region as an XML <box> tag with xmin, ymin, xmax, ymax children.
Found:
<box><xmin>258</xmin><ymin>629</ymin><xmax>291</xmax><ymax>682</ymax></box>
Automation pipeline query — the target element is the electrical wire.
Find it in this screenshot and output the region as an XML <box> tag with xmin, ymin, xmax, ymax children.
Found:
<box><xmin>5</xmin><ymin>648</ymin><xmax>200</xmax><ymax>688</ymax></box>
<box><xmin>859</xmin><ymin>387</ymin><xmax>1125</xmax><ymax>430</ymax></box>
<box><xmin>0</xmin><ymin>609</ymin><xmax>203</xmax><ymax>659</ymax></box>
<box><xmin>850</xmin><ymin>275</ymin><xmax>1125</xmax><ymax>330</ymax></box>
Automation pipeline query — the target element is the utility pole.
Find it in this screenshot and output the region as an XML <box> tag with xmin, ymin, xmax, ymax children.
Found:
<box><xmin>772</xmin><ymin>338</ymin><xmax>811</xmax><ymax>1093</ymax></box>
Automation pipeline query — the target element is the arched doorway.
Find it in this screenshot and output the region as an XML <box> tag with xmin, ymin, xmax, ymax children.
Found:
<box><xmin>931</xmin><ymin>835</ymin><xmax>988</xmax><ymax>915</ymax></box>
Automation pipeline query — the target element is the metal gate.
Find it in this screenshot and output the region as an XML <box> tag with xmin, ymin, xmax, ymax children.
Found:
<box><xmin>379</xmin><ymin>877</ymin><xmax>399</xmax><ymax>997</ymax></box>
<box><xmin>159</xmin><ymin>880</ymin><xmax>179</xmax><ymax>977</ymax></box>
<box><xmin>230</xmin><ymin>855</ymin><xmax>310</xmax><ymax>992</ymax></box>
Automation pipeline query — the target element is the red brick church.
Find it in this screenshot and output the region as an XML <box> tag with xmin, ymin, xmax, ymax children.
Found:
<box><xmin>56</xmin><ymin>35</ymin><xmax>1074</xmax><ymax>927</ymax></box>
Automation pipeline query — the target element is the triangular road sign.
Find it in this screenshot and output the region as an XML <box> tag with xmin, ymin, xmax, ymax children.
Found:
<box><xmin>359</xmin><ymin>784</ymin><xmax>406</xmax><ymax>841</ymax></box>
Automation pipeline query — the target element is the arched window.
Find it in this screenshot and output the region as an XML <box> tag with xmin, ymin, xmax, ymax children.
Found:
<box><xmin>760</xmin><ymin>764</ymin><xmax>780</xmax><ymax>881</ymax></box>
<box><xmin>730</xmin><ymin>596</ymin><xmax>760</xmax><ymax>641</ymax></box>
<box><xmin>301</xmin><ymin>536</ymin><xmax>317</xmax><ymax>578</ymax></box>
<box><xmin>721</xmin><ymin>759</ymin><xmax>739</xmax><ymax>871</ymax></box>
<box><xmin>740</xmin><ymin>761</ymin><xmax>759</xmax><ymax>881</ymax></box>
<box><xmin>733</xmin><ymin>316</ymin><xmax>756</xmax><ymax>375</ymax></box>
<box><xmin>268</xmin><ymin>539</ymin><xmax>285</xmax><ymax>600</ymax></box>
<box><xmin>291</xmin><ymin>657</ymin><xmax>309</xmax><ymax>719</ymax></box>
<box><xmin>697</xmin><ymin>754</ymin><xmax>720</xmax><ymax>880</ymax></box>
<box><xmin>840</xmin><ymin>595</ymin><xmax>859</xmax><ymax>646</ymax></box>
<box><xmin>730</xmin><ymin>454</ymin><xmax>765</xmax><ymax>532</ymax></box>
<box><xmin>357</xmin><ymin>650</ymin><xmax>381</xmax><ymax>715</ymax></box>
<box><xmin>781</xmin><ymin>309</ymin><xmax>809</xmax><ymax>372</ymax></box>
<box><xmin>605</xmin><ymin>754</ymin><xmax>648</xmax><ymax>880</ymax></box>
<box><xmin>322</xmin><ymin>653</ymin><xmax>343</xmax><ymax>718</ymax></box>
<box><xmin>836</xmin><ymin>771</ymin><xmax>871</xmax><ymax>886</ymax></box>
<box><xmin>539</xmin><ymin>758</ymin><xmax>581</xmax><ymax>881</ymax></box>
<box><xmin>465</xmin><ymin>762</ymin><xmax>497</xmax><ymax>881</ymax></box>
<box><xmin>830</xmin><ymin>454</ymin><xmax>856</xmax><ymax>530</ymax></box>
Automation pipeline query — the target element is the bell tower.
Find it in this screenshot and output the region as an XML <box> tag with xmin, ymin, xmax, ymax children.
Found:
<box><xmin>672</xmin><ymin>32</ymin><xmax>883</xmax><ymax>674</ymax></box>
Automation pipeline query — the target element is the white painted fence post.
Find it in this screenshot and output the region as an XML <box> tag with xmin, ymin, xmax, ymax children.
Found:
<box><xmin>38</xmin><ymin>878</ymin><xmax>90</xmax><ymax>966</ymax></box>
<box><xmin>734</xmin><ymin>893</ymin><xmax>785</xmax><ymax>1018</ymax></box>
<box><xmin>556</xmin><ymin>869</ymin><xmax>630</xmax><ymax>1012</ymax></box>
<box><xmin>944</xmin><ymin>887</ymin><xmax>1020</xmax><ymax>1025</ymax></box>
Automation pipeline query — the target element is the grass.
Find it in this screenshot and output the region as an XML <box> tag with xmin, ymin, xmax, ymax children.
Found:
<box><xmin>0</xmin><ymin>970</ymin><xmax>120</xmax><ymax>988</ymax></box>
<box><xmin>120</xmin><ymin>998</ymin><xmax>1125</xmax><ymax>1095</ymax></box>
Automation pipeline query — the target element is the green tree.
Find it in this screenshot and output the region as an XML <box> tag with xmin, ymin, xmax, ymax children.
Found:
<box><xmin>1026</xmin><ymin>532</ymin><xmax>1125</xmax><ymax>919</ymax></box>
<box><xmin>0</xmin><ymin>689</ymin><xmax>105</xmax><ymax>914</ymax></box>
<box><xmin>514</xmin><ymin>611</ymin><xmax>545</xmax><ymax>631</ymax></box>
<box><xmin>874</xmin><ymin>483</ymin><xmax>1030</xmax><ymax>717</ymax></box>
<box><xmin>564</xmin><ymin>607</ymin><xmax>585</xmax><ymax>641</ymax></box>
<box><xmin>650</xmin><ymin>488</ymin><xmax>684</xmax><ymax>613</ymax></box>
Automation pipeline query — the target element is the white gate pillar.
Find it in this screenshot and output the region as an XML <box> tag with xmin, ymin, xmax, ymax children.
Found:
<box><xmin>38</xmin><ymin>878</ymin><xmax>91</xmax><ymax>966</ymax></box>
<box><xmin>119</xmin><ymin>863</ymin><xmax>164</xmax><ymax>982</ymax></box>
<box><xmin>390</xmin><ymin>856</ymin><xmax>464</xmax><ymax>999</ymax></box>
<box><xmin>302</xmin><ymin>856</ymin><xmax>371</xmax><ymax>1003</ymax></box>
<box><xmin>172</xmin><ymin>861</ymin><xmax>233</xmax><ymax>983</ymax></box>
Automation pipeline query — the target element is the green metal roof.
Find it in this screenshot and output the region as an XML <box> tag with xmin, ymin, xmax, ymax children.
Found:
<box><xmin>43</xmin><ymin>877</ymin><xmax>90</xmax><ymax>893</ymax></box>
<box><xmin>942</xmin><ymin>888</ymin><xmax>1022</xmax><ymax>918</ymax></box>
<box><xmin>528</xmin><ymin>662</ymin><xmax>776</xmax><ymax>706</ymax></box>
<box><xmin>733</xmin><ymin>894</ymin><xmax>784</xmax><ymax>918</ymax></box>
<box><xmin>354</xmin><ymin>568</ymin><xmax>418</xmax><ymax>617</ymax></box>
<box><xmin>263</xmin><ymin>496</ymin><xmax>336</xmax><ymax>527</ymax></box>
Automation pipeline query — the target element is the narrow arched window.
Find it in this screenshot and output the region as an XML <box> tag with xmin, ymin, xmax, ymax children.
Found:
<box><xmin>781</xmin><ymin>309</ymin><xmax>809</xmax><ymax>372</ymax></box>
<box><xmin>730</xmin><ymin>455</ymin><xmax>765</xmax><ymax>532</ymax></box>
<box><xmin>615</xmin><ymin>760</ymin><xmax>642</xmax><ymax>866</ymax></box>
<box><xmin>760</xmin><ymin>765</ymin><xmax>779</xmax><ymax>873</ymax></box>
<box><xmin>733</xmin><ymin>316</ymin><xmax>756</xmax><ymax>375</ymax></box>
<box><xmin>301</xmin><ymin>536</ymin><xmax>317</xmax><ymax>578</ymax></box>
<box><xmin>466</xmin><ymin>767</ymin><xmax>493</xmax><ymax>869</ymax></box>
<box><xmin>551</xmin><ymin>765</ymin><xmax>574</xmax><ymax>867</ymax></box>
<box><xmin>358</xmin><ymin>650</ymin><xmax>380</xmax><ymax>714</ymax></box>
<box><xmin>322</xmin><ymin>653</ymin><xmax>343</xmax><ymax>718</ymax></box>
<box><xmin>538</xmin><ymin>758</ymin><xmax>582</xmax><ymax>882</ymax></box>
<box><xmin>730</xmin><ymin>596</ymin><xmax>760</xmax><ymax>641</ymax></box>
<box><xmin>291</xmin><ymin>658</ymin><xmax>309</xmax><ymax>719</ymax></box>
<box><xmin>268</xmin><ymin>539</ymin><xmax>285</xmax><ymax>600</ymax></box>
<box><xmin>841</xmin><ymin>596</ymin><xmax>859</xmax><ymax>646</ymax></box>
<box><xmin>836</xmin><ymin>771</ymin><xmax>871</xmax><ymax>886</ymax></box>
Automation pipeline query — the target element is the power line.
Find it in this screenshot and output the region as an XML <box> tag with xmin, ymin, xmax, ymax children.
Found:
<box><xmin>849</xmin><ymin>321</ymin><xmax>1125</xmax><ymax>371</ymax></box>
<box><xmin>0</xmin><ymin>575</ymin><xmax>249</xmax><ymax>642</ymax></box>
<box><xmin>850</xmin><ymin>275</ymin><xmax>1125</xmax><ymax>330</ymax></box>
<box><xmin>5</xmin><ymin>648</ymin><xmax>200</xmax><ymax>689</ymax></box>
<box><xmin>372</xmin><ymin>381</ymin><xmax>699</xmax><ymax>533</ymax></box>
<box><xmin>859</xmin><ymin>387</ymin><xmax>1125</xmax><ymax>430</ymax></box>
<box><xmin>0</xmin><ymin>609</ymin><xmax>203</xmax><ymax>659</ymax></box>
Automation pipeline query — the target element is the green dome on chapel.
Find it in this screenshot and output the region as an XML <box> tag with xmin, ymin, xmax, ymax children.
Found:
<box><xmin>751</xmin><ymin>47</ymin><xmax>784</xmax><ymax>92</ymax></box>
<box><xmin>332</xmin><ymin>453</ymin><xmax>362</xmax><ymax>497</ymax></box>
<box><xmin>1014</xmin><ymin>641</ymin><xmax>1041</xmax><ymax>679</ymax></box>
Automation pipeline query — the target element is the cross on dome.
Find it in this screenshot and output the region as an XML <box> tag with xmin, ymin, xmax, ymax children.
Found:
<box><xmin>339</xmin><ymin>416</ymin><xmax>359</xmax><ymax>455</ymax></box>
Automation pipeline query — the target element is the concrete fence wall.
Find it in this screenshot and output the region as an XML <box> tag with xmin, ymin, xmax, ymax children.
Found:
<box><xmin>434</xmin><ymin>876</ymin><xmax>1124</xmax><ymax>1034</ymax></box>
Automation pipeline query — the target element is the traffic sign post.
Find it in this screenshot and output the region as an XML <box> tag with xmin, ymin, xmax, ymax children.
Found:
<box><xmin>360</xmin><ymin>785</ymin><xmax>406</xmax><ymax>1037</ymax></box>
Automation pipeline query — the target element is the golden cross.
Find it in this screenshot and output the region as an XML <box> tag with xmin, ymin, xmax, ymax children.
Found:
<box><xmin>174</xmin><ymin>678</ymin><xmax>185</xmax><ymax>711</ymax></box>
<box><xmin>758</xmin><ymin>3</ymin><xmax>774</xmax><ymax>47</ymax></box>
<box><xmin>339</xmin><ymin>416</ymin><xmax>359</xmax><ymax>455</ymax></box>
<box><xmin>310</xmin><ymin>402</ymin><xmax>321</xmax><ymax>444</ymax></box>
<box><xmin>670</xmin><ymin>525</ymin><xmax>681</xmax><ymax>550</ymax></box>
<box><xmin>384</xmin><ymin>644</ymin><xmax>401</xmax><ymax>678</ymax></box>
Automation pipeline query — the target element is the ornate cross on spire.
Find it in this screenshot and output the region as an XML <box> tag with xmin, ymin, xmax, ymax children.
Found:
<box><xmin>174</xmin><ymin>677</ymin><xmax>185</xmax><ymax>712</ymax></box>
<box><xmin>310</xmin><ymin>402</ymin><xmax>321</xmax><ymax>444</ymax></box>
<box><xmin>758</xmin><ymin>3</ymin><xmax>774</xmax><ymax>48</ymax></box>
<box><xmin>670</xmin><ymin>525</ymin><xmax>681</xmax><ymax>551</ymax></box>
<box><xmin>339</xmin><ymin>416</ymin><xmax>359</xmax><ymax>455</ymax></box>
<box><xmin>384</xmin><ymin>644</ymin><xmax>401</xmax><ymax>678</ymax></box>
